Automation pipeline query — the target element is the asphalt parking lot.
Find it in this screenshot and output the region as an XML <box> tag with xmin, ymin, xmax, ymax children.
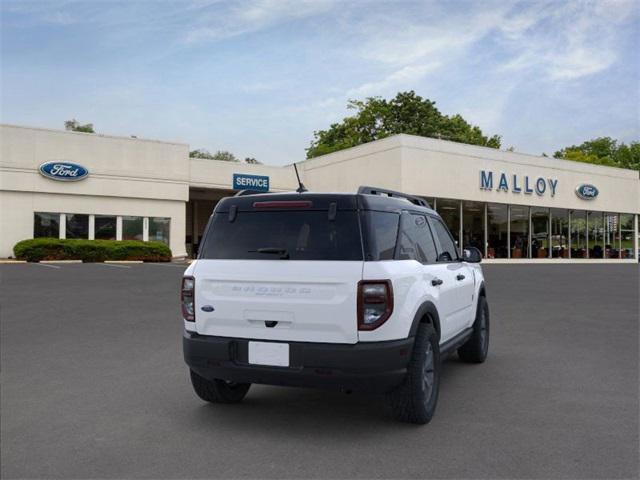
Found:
<box><xmin>1</xmin><ymin>262</ymin><xmax>638</xmax><ymax>479</ymax></box>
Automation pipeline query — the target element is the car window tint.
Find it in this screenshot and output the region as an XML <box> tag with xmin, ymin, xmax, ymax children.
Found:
<box><xmin>200</xmin><ymin>211</ymin><xmax>363</xmax><ymax>261</ymax></box>
<box><xmin>397</xmin><ymin>213</ymin><xmax>437</xmax><ymax>263</ymax></box>
<box><xmin>429</xmin><ymin>217</ymin><xmax>459</xmax><ymax>262</ymax></box>
<box><xmin>364</xmin><ymin>211</ymin><xmax>399</xmax><ymax>260</ymax></box>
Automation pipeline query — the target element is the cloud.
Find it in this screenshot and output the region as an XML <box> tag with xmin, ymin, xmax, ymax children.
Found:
<box><xmin>347</xmin><ymin>63</ymin><xmax>440</xmax><ymax>97</ymax></box>
<box><xmin>183</xmin><ymin>0</ymin><xmax>337</xmax><ymax>43</ymax></box>
<box><xmin>498</xmin><ymin>0</ymin><xmax>637</xmax><ymax>80</ymax></box>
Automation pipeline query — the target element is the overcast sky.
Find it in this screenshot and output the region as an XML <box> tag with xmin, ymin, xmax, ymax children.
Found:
<box><xmin>2</xmin><ymin>0</ymin><xmax>638</xmax><ymax>165</ymax></box>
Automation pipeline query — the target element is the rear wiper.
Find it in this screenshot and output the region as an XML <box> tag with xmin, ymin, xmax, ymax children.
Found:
<box><xmin>249</xmin><ymin>247</ymin><xmax>290</xmax><ymax>259</ymax></box>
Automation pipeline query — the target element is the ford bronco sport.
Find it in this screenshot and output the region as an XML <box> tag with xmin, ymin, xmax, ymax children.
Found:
<box><xmin>182</xmin><ymin>186</ymin><xmax>489</xmax><ymax>424</ymax></box>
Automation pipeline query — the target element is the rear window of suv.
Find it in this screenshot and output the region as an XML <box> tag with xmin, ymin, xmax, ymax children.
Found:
<box><xmin>199</xmin><ymin>210</ymin><xmax>364</xmax><ymax>261</ymax></box>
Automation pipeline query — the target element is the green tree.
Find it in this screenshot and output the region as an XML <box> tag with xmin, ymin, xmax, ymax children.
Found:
<box><xmin>189</xmin><ymin>149</ymin><xmax>239</xmax><ymax>162</ymax></box>
<box><xmin>306</xmin><ymin>91</ymin><xmax>501</xmax><ymax>158</ymax></box>
<box><xmin>554</xmin><ymin>137</ymin><xmax>639</xmax><ymax>171</ymax></box>
<box><xmin>244</xmin><ymin>157</ymin><xmax>262</xmax><ymax>164</ymax></box>
<box><xmin>64</xmin><ymin>119</ymin><xmax>94</xmax><ymax>133</ymax></box>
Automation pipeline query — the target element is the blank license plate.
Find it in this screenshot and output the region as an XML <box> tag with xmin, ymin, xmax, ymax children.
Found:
<box><xmin>248</xmin><ymin>341</ymin><xmax>290</xmax><ymax>367</ymax></box>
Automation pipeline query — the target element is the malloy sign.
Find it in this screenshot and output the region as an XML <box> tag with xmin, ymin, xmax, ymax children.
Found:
<box><xmin>480</xmin><ymin>170</ymin><xmax>558</xmax><ymax>197</ymax></box>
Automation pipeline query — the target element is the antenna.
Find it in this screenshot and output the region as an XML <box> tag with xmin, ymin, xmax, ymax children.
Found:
<box><xmin>293</xmin><ymin>163</ymin><xmax>308</xmax><ymax>193</ymax></box>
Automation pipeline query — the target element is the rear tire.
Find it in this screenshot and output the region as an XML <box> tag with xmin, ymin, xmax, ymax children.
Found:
<box><xmin>189</xmin><ymin>370</ymin><xmax>251</xmax><ymax>404</ymax></box>
<box><xmin>387</xmin><ymin>323</ymin><xmax>440</xmax><ymax>425</ymax></box>
<box><xmin>458</xmin><ymin>295</ymin><xmax>489</xmax><ymax>363</ymax></box>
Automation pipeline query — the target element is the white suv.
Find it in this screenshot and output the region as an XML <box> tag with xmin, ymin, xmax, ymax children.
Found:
<box><xmin>182</xmin><ymin>186</ymin><xmax>489</xmax><ymax>424</ymax></box>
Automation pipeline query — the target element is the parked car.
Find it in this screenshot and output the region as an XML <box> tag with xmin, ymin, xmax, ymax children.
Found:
<box><xmin>182</xmin><ymin>186</ymin><xmax>489</xmax><ymax>424</ymax></box>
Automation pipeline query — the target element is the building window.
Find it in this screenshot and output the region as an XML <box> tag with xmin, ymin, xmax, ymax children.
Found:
<box><xmin>620</xmin><ymin>214</ymin><xmax>635</xmax><ymax>259</ymax></box>
<box><xmin>510</xmin><ymin>205</ymin><xmax>529</xmax><ymax>259</ymax></box>
<box><xmin>531</xmin><ymin>207</ymin><xmax>550</xmax><ymax>259</ymax></box>
<box><xmin>551</xmin><ymin>209</ymin><xmax>569</xmax><ymax>258</ymax></box>
<box><xmin>487</xmin><ymin>203</ymin><xmax>508</xmax><ymax>259</ymax></box>
<box><xmin>65</xmin><ymin>214</ymin><xmax>89</xmax><ymax>239</ymax></box>
<box><xmin>588</xmin><ymin>212</ymin><xmax>604</xmax><ymax>258</ymax></box>
<box><xmin>604</xmin><ymin>213</ymin><xmax>620</xmax><ymax>258</ymax></box>
<box><xmin>122</xmin><ymin>216</ymin><xmax>143</xmax><ymax>241</ymax></box>
<box><xmin>34</xmin><ymin>212</ymin><xmax>60</xmax><ymax>238</ymax></box>
<box><xmin>423</xmin><ymin>197</ymin><xmax>436</xmax><ymax>210</ymax></box>
<box><xmin>462</xmin><ymin>201</ymin><xmax>484</xmax><ymax>255</ymax></box>
<box><xmin>571</xmin><ymin>210</ymin><xmax>587</xmax><ymax>258</ymax></box>
<box><xmin>436</xmin><ymin>198</ymin><xmax>460</xmax><ymax>248</ymax></box>
<box><xmin>149</xmin><ymin>217</ymin><xmax>171</xmax><ymax>245</ymax></box>
<box><xmin>95</xmin><ymin>215</ymin><xmax>117</xmax><ymax>240</ymax></box>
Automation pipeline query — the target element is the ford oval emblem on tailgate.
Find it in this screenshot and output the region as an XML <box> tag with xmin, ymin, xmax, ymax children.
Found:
<box><xmin>201</xmin><ymin>305</ymin><xmax>215</xmax><ymax>312</ymax></box>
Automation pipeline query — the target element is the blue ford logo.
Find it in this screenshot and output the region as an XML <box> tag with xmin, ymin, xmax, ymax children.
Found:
<box><xmin>39</xmin><ymin>161</ymin><xmax>89</xmax><ymax>182</ymax></box>
<box><xmin>575</xmin><ymin>184</ymin><xmax>598</xmax><ymax>200</ymax></box>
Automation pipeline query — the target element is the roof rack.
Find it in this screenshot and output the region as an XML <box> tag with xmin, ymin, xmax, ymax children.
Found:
<box><xmin>357</xmin><ymin>186</ymin><xmax>430</xmax><ymax>208</ymax></box>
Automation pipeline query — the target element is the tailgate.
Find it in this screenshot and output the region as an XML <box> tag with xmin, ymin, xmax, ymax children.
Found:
<box><xmin>193</xmin><ymin>260</ymin><xmax>363</xmax><ymax>344</ymax></box>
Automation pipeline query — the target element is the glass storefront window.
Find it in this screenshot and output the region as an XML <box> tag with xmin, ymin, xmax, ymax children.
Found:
<box><xmin>551</xmin><ymin>209</ymin><xmax>569</xmax><ymax>258</ymax></box>
<box><xmin>95</xmin><ymin>215</ymin><xmax>117</xmax><ymax>240</ymax></box>
<box><xmin>34</xmin><ymin>212</ymin><xmax>60</xmax><ymax>238</ymax></box>
<box><xmin>65</xmin><ymin>214</ymin><xmax>89</xmax><ymax>239</ymax></box>
<box><xmin>510</xmin><ymin>205</ymin><xmax>529</xmax><ymax>259</ymax></box>
<box><xmin>603</xmin><ymin>213</ymin><xmax>620</xmax><ymax>258</ymax></box>
<box><xmin>487</xmin><ymin>203</ymin><xmax>508</xmax><ymax>258</ymax></box>
<box><xmin>620</xmin><ymin>214</ymin><xmax>635</xmax><ymax>259</ymax></box>
<box><xmin>149</xmin><ymin>217</ymin><xmax>170</xmax><ymax>245</ymax></box>
<box><xmin>531</xmin><ymin>207</ymin><xmax>550</xmax><ymax>259</ymax></box>
<box><xmin>122</xmin><ymin>216</ymin><xmax>143</xmax><ymax>241</ymax></box>
<box><xmin>436</xmin><ymin>199</ymin><xmax>460</xmax><ymax>249</ymax></box>
<box><xmin>588</xmin><ymin>212</ymin><xmax>604</xmax><ymax>258</ymax></box>
<box><xmin>462</xmin><ymin>201</ymin><xmax>484</xmax><ymax>254</ymax></box>
<box><xmin>571</xmin><ymin>210</ymin><xmax>587</xmax><ymax>258</ymax></box>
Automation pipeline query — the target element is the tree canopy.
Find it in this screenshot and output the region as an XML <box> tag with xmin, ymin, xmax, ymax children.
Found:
<box><xmin>554</xmin><ymin>137</ymin><xmax>639</xmax><ymax>171</ymax></box>
<box><xmin>64</xmin><ymin>119</ymin><xmax>94</xmax><ymax>133</ymax></box>
<box><xmin>189</xmin><ymin>149</ymin><xmax>261</xmax><ymax>164</ymax></box>
<box><xmin>189</xmin><ymin>149</ymin><xmax>239</xmax><ymax>162</ymax></box>
<box><xmin>306</xmin><ymin>91</ymin><xmax>501</xmax><ymax>158</ymax></box>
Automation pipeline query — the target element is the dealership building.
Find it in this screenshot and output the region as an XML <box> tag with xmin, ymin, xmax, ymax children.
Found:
<box><xmin>1</xmin><ymin>124</ymin><xmax>638</xmax><ymax>262</ymax></box>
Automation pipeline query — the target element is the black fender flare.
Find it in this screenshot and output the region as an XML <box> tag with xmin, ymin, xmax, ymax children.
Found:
<box><xmin>478</xmin><ymin>281</ymin><xmax>487</xmax><ymax>299</ymax></box>
<box><xmin>408</xmin><ymin>301</ymin><xmax>442</xmax><ymax>340</ymax></box>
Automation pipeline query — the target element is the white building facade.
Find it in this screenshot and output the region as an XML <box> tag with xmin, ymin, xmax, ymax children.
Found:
<box><xmin>1</xmin><ymin>125</ymin><xmax>638</xmax><ymax>262</ymax></box>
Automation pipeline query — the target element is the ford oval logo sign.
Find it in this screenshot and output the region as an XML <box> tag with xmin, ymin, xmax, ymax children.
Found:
<box><xmin>39</xmin><ymin>161</ymin><xmax>89</xmax><ymax>182</ymax></box>
<box><xmin>575</xmin><ymin>184</ymin><xmax>598</xmax><ymax>200</ymax></box>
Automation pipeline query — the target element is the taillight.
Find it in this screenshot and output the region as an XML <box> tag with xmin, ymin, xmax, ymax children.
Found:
<box><xmin>181</xmin><ymin>276</ymin><xmax>195</xmax><ymax>322</ymax></box>
<box><xmin>357</xmin><ymin>280</ymin><xmax>393</xmax><ymax>330</ymax></box>
<box><xmin>253</xmin><ymin>200</ymin><xmax>313</xmax><ymax>209</ymax></box>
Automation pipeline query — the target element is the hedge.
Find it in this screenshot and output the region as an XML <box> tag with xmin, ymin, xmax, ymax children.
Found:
<box><xmin>13</xmin><ymin>238</ymin><xmax>172</xmax><ymax>262</ymax></box>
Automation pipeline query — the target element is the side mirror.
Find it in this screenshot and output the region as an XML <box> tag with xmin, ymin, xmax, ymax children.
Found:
<box><xmin>463</xmin><ymin>247</ymin><xmax>482</xmax><ymax>263</ymax></box>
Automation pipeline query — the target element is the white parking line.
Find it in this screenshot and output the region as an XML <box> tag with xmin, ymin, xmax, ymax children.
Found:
<box><xmin>150</xmin><ymin>263</ymin><xmax>189</xmax><ymax>268</ymax></box>
<box><xmin>34</xmin><ymin>263</ymin><xmax>61</xmax><ymax>269</ymax></box>
<box><xmin>98</xmin><ymin>263</ymin><xmax>131</xmax><ymax>269</ymax></box>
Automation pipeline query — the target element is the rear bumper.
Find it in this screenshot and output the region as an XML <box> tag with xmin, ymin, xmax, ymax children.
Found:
<box><xmin>183</xmin><ymin>331</ymin><xmax>414</xmax><ymax>393</ymax></box>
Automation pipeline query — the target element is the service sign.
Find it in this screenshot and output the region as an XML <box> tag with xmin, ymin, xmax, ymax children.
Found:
<box><xmin>233</xmin><ymin>173</ymin><xmax>269</xmax><ymax>192</ymax></box>
<box><xmin>575</xmin><ymin>184</ymin><xmax>599</xmax><ymax>200</ymax></box>
<box><xmin>39</xmin><ymin>161</ymin><xmax>89</xmax><ymax>182</ymax></box>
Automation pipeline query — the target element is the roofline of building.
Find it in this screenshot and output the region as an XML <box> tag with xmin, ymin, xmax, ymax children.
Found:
<box><xmin>300</xmin><ymin>133</ymin><xmax>639</xmax><ymax>179</ymax></box>
<box><xmin>0</xmin><ymin>123</ymin><xmax>189</xmax><ymax>147</ymax></box>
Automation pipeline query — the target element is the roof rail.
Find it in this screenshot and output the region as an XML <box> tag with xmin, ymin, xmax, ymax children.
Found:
<box><xmin>357</xmin><ymin>186</ymin><xmax>430</xmax><ymax>208</ymax></box>
<box><xmin>233</xmin><ymin>190</ymin><xmax>264</xmax><ymax>197</ymax></box>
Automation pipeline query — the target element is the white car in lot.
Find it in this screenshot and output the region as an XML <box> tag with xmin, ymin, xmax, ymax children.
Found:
<box><xmin>182</xmin><ymin>186</ymin><xmax>489</xmax><ymax>424</ymax></box>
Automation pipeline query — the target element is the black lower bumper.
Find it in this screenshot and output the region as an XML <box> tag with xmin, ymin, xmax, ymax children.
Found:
<box><xmin>183</xmin><ymin>331</ymin><xmax>414</xmax><ymax>393</ymax></box>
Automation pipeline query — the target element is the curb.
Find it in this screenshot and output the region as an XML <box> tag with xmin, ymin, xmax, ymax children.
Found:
<box><xmin>0</xmin><ymin>259</ymin><xmax>27</xmax><ymax>264</ymax></box>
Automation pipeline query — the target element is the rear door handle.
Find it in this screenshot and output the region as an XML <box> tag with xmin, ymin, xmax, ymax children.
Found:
<box><xmin>431</xmin><ymin>278</ymin><xmax>443</xmax><ymax>286</ymax></box>
<box><xmin>456</xmin><ymin>274</ymin><xmax>465</xmax><ymax>281</ymax></box>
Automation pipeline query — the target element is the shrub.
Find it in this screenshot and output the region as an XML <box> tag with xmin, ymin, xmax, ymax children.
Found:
<box><xmin>13</xmin><ymin>238</ymin><xmax>172</xmax><ymax>262</ymax></box>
